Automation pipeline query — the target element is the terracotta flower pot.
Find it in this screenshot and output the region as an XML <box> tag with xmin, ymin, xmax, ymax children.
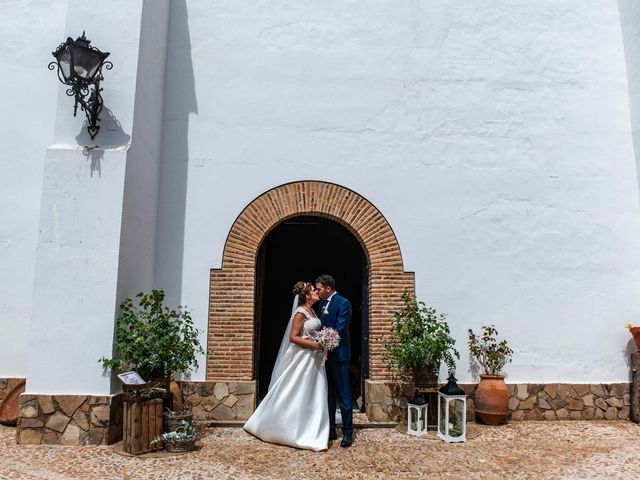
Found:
<box><xmin>474</xmin><ymin>374</ymin><xmax>509</xmax><ymax>425</ymax></box>
<box><xmin>629</xmin><ymin>327</ymin><xmax>640</xmax><ymax>352</ymax></box>
<box><xmin>0</xmin><ymin>379</ymin><xmax>26</xmax><ymax>426</ymax></box>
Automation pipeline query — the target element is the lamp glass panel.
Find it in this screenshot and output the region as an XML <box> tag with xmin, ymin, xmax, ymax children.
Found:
<box><xmin>57</xmin><ymin>47</ymin><xmax>72</xmax><ymax>81</ymax></box>
<box><xmin>409</xmin><ymin>407</ymin><xmax>417</xmax><ymax>432</ymax></box>
<box><xmin>449</xmin><ymin>398</ymin><xmax>465</xmax><ymax>438</ymax></box>
<box><xmin>438</xmin><ymin>395</ymin><xmax>446</xmax><ymax>434</ymax></box>
<box><xmin>70</xmin><ymin>44</ymin><xmax>103</xmax><ymax>80</ymax></box>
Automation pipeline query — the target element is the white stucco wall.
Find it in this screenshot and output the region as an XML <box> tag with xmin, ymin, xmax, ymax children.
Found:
<box><xmin>157</xmin><ymin>1</ymin><xmax>640</xmax><ymax>384</ymax></box>
<box><xmin>620</xmin><ymin>1</ymin><xmax>640</xmax><ymax>199</ymax></box>
<box><xmin>116</xmin><ymin>1</ymin><xmax>170</xmax><ymax>316</ymax></box>
<box><xmin>3</xmin><ymin>0</ymin><xmax>640</xmax><ymax>392</ymax></box>
<box><xmin>0</xmin><ymin>0</ymin><xmax>67</xmax><ymax>377</ymax></box>
<box><xmin>26</xmin><ymin>0</ymin><xmax>163</xmax><ymax>394</ymax></box>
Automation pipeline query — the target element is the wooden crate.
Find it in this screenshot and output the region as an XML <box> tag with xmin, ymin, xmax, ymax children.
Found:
<box><xmin>123</xmin><ymin>396</ymin><xmax>164</xmax><ymax>454</ymax></box>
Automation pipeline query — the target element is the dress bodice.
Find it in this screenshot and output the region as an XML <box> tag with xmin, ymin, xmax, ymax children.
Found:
<box><xmin>296</xmin><ymin>306</ymin><xmax>321</xmax><ymax>338</ymax></box>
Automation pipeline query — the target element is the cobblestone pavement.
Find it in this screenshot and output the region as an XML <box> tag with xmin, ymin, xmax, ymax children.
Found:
<box><xmin>1</xmin><ymin>421</ymin><xmax>640</xmax><ymax>479</ymax></box>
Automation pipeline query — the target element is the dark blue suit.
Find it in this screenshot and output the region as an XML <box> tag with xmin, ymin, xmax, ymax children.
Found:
<box><xmin>319</xmin><ymin>292</ymin><xmax>353</xmax><ymax>437</ymax></box>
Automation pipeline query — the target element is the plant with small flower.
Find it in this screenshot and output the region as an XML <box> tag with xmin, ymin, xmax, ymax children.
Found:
<box><xmin>468</xmin><ymin>325</ymin><xmax>513</xmax><ymax>375</ymax></box>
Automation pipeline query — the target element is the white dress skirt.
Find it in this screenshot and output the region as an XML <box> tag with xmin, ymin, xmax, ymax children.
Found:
<box><xmin>243</xmin><ymin>307</ymin><xmax>329</xmax><ymax>451</ymax></box>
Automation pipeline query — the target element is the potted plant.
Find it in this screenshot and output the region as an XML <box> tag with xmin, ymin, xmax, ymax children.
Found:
<box><xmin>626</xmin><ymin>324</ymin><xmax>640</xmax><ymax>351</ymax></box>
<box><xmin>100</xmin><ymin>290</ymin><xmax>206</xmax><ymax>454</ymax></box>
<box><xmin>468</xmin><ymin>325</ymin><xmax>513</xmax><ymax>425</ymax></box>
<box><xmin>100</xmin><ymin>290</ymin><xmax>205</xmax><ymax>386</ymax></box>
<box><xmin>151</xmin><ymin>419</ymin><xmax>197</xmax><ymax>453</ymax></box>
<box><xmin>385</xmin><ymin>291</ymin><xmax>460</xmax><ymax>387</ymax></box>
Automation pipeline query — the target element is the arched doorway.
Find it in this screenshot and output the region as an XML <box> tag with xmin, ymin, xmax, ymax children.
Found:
<box><xmin>254</xmin><ymin>216</ymin><xmax>368</xmax><ymax>409</ymax></box>
<box><xmin>207</xmin><ymin>181</ymin><xmax>415</xmax><ymax>421</ymax></box>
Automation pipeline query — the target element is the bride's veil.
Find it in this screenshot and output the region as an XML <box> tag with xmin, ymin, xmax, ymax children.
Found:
<box><xmin>268</xmin><ymin>294</ymin><xmax>300</xmax><ymax>391</ymax></box>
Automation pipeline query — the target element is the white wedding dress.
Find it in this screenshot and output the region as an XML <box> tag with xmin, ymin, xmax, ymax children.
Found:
<box><xmin>243</xmin><ymin>305</ymin><xmax>329</xmax><ymax>451</ymax></box>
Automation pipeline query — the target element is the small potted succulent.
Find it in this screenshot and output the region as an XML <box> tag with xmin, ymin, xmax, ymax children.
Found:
<box><xmin>151</xmin><ymin>419</ymin><xmax>197</xmax><ymax>453</ymax></box>
<box><xmin>468</xmin><ymin>325</ymin><xmax>513</xmax><ymax>425</ymax></box>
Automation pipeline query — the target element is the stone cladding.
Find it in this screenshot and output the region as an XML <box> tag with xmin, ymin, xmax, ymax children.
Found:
<box><xmin>506</xmin><ymin>383</ymin><xmax>630</xmax><ymax>421</ymax></box>
<box><xmin>180</xmin><ymin>381</ymin><xmax>255</xmax><ymax>422</ymax></box>
<box><xmin>16</xmin><ymin>394</ymin><xmax>123</xmax><ymax>445</ymax></box>
<box><xmin>8</xmin><ymin>380</ymin><xmax>632</xmax><ymax>445</ymax></box>
<box><xmin>207</xmin><ymin>181</ymin><xmax>415</xmax><ymax>382</ymax></box>
<box><xmin>631</xmin><ymin>352</ymin><xmax>640</xmax><ymax>421</ymax></box>
<box><xmin>366</xmin><ymin>381</ymin><xmax>631</xmax><ymax>423</ymax></box>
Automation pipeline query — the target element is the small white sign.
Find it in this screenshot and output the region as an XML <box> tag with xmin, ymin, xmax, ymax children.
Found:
<box><xmin>117</xmin><ymin>371</ymin><xmax>146</xmax><ymax>386</ymax></box>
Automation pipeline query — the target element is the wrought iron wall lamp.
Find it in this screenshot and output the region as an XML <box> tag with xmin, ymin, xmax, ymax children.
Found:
<box><xmin>48</xmin><ymin>32</ymin><xmax>112</xmax><ymax>140</ymax></box>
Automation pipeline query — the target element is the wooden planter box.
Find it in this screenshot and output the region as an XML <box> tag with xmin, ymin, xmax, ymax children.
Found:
<box><xmin>123</xmin><ymin>396</ymin><xmax>164</xmax><ymax>455</ymax></box>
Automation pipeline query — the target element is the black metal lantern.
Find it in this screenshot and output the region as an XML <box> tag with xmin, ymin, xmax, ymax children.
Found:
<box><xmin>407</xmin><ymin>390</ymin><xmax>428</xmax><ymax>436</ymax></box>
<box><xmin>437</xmin><ymin>374</ymin><xmax>467</xmax><ymax>443</ymax></box>
<box><xmin>48</xmin><ymin>32</ymin><xmax>112</xmax><ymax>139</ymax></box>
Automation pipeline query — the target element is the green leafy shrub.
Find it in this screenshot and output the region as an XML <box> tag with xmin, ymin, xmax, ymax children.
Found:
<box><xmin>100</xmin><ymin>290</ymin><xmax>206</xmax><ymax>382</ymax></box>
<box><xmin>467</xmin><ymin>325</ymin><xmax>513</xmax><ymax>375</ymax></box>
<box><xmin>385</xmin><ymin>291</ymin><xmax>459</xmax><ymax>381</ymax></box>
<box><xmin>151</xmin><ymin>420</ymin><xmax>196</xmax><ymax>445</ymax></box>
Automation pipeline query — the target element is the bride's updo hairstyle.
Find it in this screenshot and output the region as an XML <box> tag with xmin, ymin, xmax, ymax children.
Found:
<box><xmin>292</xmin><ymin>281</ymin><xmax>313</xmax><ymax>305</ymax></box>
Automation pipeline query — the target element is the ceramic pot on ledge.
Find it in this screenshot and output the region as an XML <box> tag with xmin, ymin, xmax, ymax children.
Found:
<box><xmin>629</xmin><ymin>327</ymin><xmax>640</xmax><ymax>352</ymax></box>
<box><xmin>474</xmin><ymin>374</ymin><xmax>509</xmax><ymax>425</ymax></box>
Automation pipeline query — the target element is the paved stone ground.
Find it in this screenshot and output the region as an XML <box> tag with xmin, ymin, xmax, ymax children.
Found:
<box><xmin>1</xmin><ymin>421</ymin><xmax>639</xmax><ymax>479</ymax></box>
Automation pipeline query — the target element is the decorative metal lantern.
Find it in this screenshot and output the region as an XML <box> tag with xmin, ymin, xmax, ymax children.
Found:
<box><xmin>407</xmin><ymin>390</ymin><xmax>428</xmax><ymax>436</ymax></box>
<box><xmin>437</xmin><ymin>374</ymin><xmax>466</xmax><ymax>443</ymax></box>
<box><xmin>48</xmin><ymin>32</ymin><xmax>112</xmax><ymax>139</ymax></box>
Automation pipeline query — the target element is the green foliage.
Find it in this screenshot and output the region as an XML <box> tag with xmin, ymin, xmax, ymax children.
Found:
<box><xmin>385</xmin><ymin>291</ymin><xmax>460</xmax><ymax>381</ymax></box>
<box><xmin>99</xmin><ymin>290</ymin><xmax>206</xmax><ymax>382</ymax></box>
<box><xmin>151</xmin><ymin>420</ymin><xmax>196</xmax><ymax>445</ymax></box>
<box><xmin>467</xmin><ymin>325</ymin><xmax>513</xmax><ymax>375</ymax></box>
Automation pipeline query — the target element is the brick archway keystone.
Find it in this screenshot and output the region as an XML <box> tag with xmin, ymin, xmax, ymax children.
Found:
<box><xmin>207</xmin><ymin>181</ymin><xmax>415</xmax><ymax>382</ymax></box>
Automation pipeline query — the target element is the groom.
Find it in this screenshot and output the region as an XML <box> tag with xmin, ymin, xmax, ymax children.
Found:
<box><xmin>315</xmin><ymin>274</ymin><xmax>354</xmax><ymax>448</ymax></box>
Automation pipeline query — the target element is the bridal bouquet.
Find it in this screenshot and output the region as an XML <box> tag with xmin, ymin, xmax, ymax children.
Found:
<box><xmin>315</xmin><ymin>327</ymin><xmax>341</xmax><ymax>362</ymax></box>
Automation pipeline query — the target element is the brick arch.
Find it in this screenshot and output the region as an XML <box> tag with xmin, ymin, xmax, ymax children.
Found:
<box><xmin>207</xmin><ymin>181</ymin><xmax>415</xmax><ymax>381</ymax></box>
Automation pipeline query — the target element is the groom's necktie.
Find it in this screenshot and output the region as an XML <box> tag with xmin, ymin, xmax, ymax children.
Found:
<box><xmin>320</xmin><ymin>300</ymin><xmax>328</xmax><ymax>316</ymax></box>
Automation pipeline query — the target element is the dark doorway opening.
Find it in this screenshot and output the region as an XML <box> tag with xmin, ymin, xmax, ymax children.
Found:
<box><xmin>254</xmin><ymin>216</ymin><xmax>368</xmax><ymax>411</ymax></box>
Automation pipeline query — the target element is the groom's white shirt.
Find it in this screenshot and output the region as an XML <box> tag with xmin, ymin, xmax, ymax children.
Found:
<box><xmin>322</xmin><ymin>291</ymin><xmax>337</xmax><ymax>315</ymax></box>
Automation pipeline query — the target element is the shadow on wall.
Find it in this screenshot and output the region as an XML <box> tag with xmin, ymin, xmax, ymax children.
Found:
<box><xmin>155</xmin><ymin>0</ymin><xmax>198</xmax><ymax>305</ymax></box>
<box><xmin>468</xmin><ymin>353</ymin><xmax>481</xmax><ymax>383</ymax></box>
<box><xmin>619</xmin><ymin>0</ymin><xmax>640</xmax><ymax>206</ymax></box>
<box><xmin>624</xmin><ymin>339</ymin><xmax>636</xmax><ymax>382</ymax></box>
<box><xmin>75</xmin><ymin>106</ymin><xmax>132</xmax><ymax>148</ymax></box>
<box><xmin>76</xmin><ymin>108</ymin><xmax>131</xmax><ymax>177</ymax></box>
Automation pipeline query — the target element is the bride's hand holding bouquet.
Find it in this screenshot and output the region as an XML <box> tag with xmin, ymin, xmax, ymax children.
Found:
<box><xmin>315</xmin><ymin>327</ymin><xmax>340</xmax><ymax>362</ymax></box>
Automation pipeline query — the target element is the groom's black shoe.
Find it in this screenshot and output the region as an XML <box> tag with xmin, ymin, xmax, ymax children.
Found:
<box><xmin>340</xmin><ymin>433</ymin><xmax>353</xmax><ymax>448</ymax></box>
<box><xmin>329</xmin><ymin>429</ymin><xmax>338</xmax><ymax>441</ymax></box>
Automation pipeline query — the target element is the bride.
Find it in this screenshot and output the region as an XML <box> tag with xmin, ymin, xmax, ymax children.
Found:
<box><xmin>243</xmin><ymin>281</ymin><xmax>329</xmax><ymax>451</ymax></box>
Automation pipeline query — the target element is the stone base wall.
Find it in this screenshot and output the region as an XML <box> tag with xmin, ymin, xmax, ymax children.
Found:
<box><xmin>506</xmin><ymin>383</ymin><xmax>629</xmax><ymax>421</ymax></box>
<box><xmin>180</xmin><ymin>381</ymin><xmax>255</xmax><ymax>422</ymax></box>
<box><xmin>632</xmin><ymin>353</ymin><xmax>640</xmax><ymax>421</ymax></box>
<box><xmin>364</xmin><ymin>380</ymin><xmax>415</xmax><ymax>422</ymax></box>
<box><xmin>0</xmin><ymin>377</ymin><xmax>26</xmax><ymax>404</ymax></box>
<box><xmin>17</xmin><ymin>394</ymin><xmax>123</xmax><ymax>445</ymax></box>
<box><xmin>365</xmin><ymin>380</ymin><xmax>631</xmax><ymax>423</ymax></box>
